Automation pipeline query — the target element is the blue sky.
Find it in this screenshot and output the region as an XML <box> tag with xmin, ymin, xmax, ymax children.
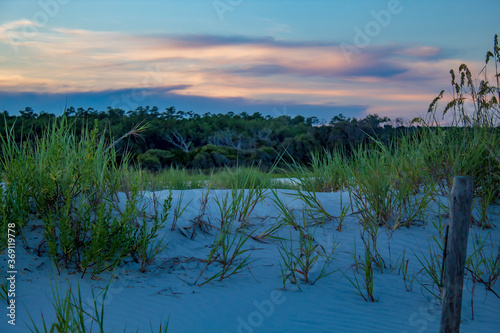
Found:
<box><xmin>0</xmin><ymin>0</ymin><xmax>498</xmax><ymax>121</ymax></box>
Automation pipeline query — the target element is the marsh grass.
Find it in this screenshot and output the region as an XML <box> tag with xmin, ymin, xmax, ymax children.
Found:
<box><xmin>282</xmin><ymin>152</ymin><xmax>347</xmax><ymax>226</ymax></box>
<box><xmin>270</xmin><ymin>189</ymin><xmax>296</xmax><ymax>227</ymax></box>
<box><xmin>113</xmin><ymin>171</ymin><xmax>175</xmax><ymax>273</ymax></box>
<box><xmin>213</xmin><ymin>191</ymin><xmax>239</xmax><ymax>229</ymax></box>
<box><xmin>0</xmin><ymin>117</ymin><xmax>134</xmax><ymax>274</ymax></box>
<box><xmin>0</xmin><ymin>122</ymin><xmax>35</xmax><ymax>250</ymax></box>
<box><xmin>288</xmin><ymin>189</ymin><xmax>334</xmax><ymax>227</ymax></box>
<box><xmin>180</xmin><ymin>189</ymin><xmax>213</xmax><ymax>239</ymax></box>
<box><xmin>171</xmin><ymin>189</ymin><xmax>192</xmax><ymax>231</ymax></box>
<box><xmin>218</xmin><ymin>163</ymin><xmax>281</xmax><ymax>227</ymax></box>
<box><xmin>414</xmin><ymin>243</ymin><xmax>444</xmax><ymax>301</ymax></box>
<box><xmin>278</xmin><ymin>233</ymin><xmax>299</xmax><ymax>289</ymax></box>
<box><xmin>336</xmin><ymin>191</ymin><xmax>351</xmax><ymax>231</ymax></box>
<box><xmin>195</xmin><ymin>163</ymin><xmax>289</xmax><ymax>286</ymax></box>
<box><xmin>128</xmin><ymin>164</ymin><xmax>292</xmax><ymax>192</ymax></box>
<box><xmin>195</xmin><ymin>170</ymin><xmax>279</xmax><ymax>285</ymax></box>
<box><xmin>77</xmin><ymin>203</ymin><xmax>134</xmax><ymax>278</ymax></box>
<box><xmin>466</xmin><ymin>230</ymin><xmax>500</xmax><ymax>292</ymax></box>
<box><xmin>133</xmin><ymin>191</ymin><xmax>172</xmax><ymax>273</ymax></box>
<box><xmin>417</xmin><ymin>126</ymin><xmax>499</xmax><ymax>227</ymax></box>
<box><xmin>413</xmin><ymin>211</ymin><xmax>450</xmax><ymax>301</ymax></box>
<box><xmin>281</xmin><ymin>127</ymin><xmax>436</xmax><ymax>237</ymax></box>
<box><xmin>209</xmin><ymin>166</ymin><xmax>272</xmax><ymax>189</ymax></box>
<box><xmin>396</xmin><ymin>250</ymin><xmax>414</xmax><ymax>292</ymax></box>
<box><xmin>272</xmin><ymin>186</ymin><xmax>337</xmax><ymax>289</ymax></box>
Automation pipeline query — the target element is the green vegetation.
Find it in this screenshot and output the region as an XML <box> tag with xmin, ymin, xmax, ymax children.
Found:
<box><xmin>1</xmin><ymin>103</ymin><xmax>406</xmax><ymax>172</ymax></box>
<box><xmin>278</xmin><ymin>212</ymin><xmax>336</xmax><ymax>289</ymax></box>
<box><xmin>195</xmin><ymin>217</ymin><xmax>254</xmax><ymax>286</ymax></box>
<box><xmin>0</xmin><ymin>117</ymin><xmax>172</xmax><ymax>277</ymax></box>
<box><xmin>27</xmin><ymin>280</ymin><xmax>170</xmax><ymax>332</ymax></box>
<box><xmin>27</xmin><ymin>281</ymin><xmax>108</xmax><ymax>333</ymax></box>
<box><xmin>342</xmin><ymin>240</ymin><xmax>377</xmax><ymax>302</ymax></box>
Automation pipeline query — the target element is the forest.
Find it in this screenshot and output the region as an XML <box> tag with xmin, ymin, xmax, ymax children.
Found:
<box><xmin>0</xmin><ymin>106</ymin><xmax>411</xmax><ymax>170</ymax></box>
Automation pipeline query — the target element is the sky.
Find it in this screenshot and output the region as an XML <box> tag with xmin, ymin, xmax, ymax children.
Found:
<box><xmin>0</xmin><ymin>0</ymin><xmax>498</xmax><ymax>121</ymax></box>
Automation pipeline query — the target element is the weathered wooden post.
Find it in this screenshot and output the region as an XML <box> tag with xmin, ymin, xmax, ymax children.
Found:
<box><xmin>440</xmin><ymin>176</ymin><xmax>474</xmax><ymax>333</ymax></box>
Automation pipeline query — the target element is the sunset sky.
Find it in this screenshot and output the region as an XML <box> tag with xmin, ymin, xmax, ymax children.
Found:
<box><xmin>0</xmin><ymin>0</ymin><xmax>498</xmax><ymax>121</ymax></box>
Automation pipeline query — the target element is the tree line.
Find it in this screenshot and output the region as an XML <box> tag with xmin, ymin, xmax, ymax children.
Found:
<box><xmin>1</xmin><ymin>106</ymin><xmax>414</xmax><ymax>170</ymax></box>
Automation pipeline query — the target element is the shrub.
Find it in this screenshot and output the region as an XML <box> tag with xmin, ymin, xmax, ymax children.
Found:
<box><xmin>137</xmin><ymin>151</ymin><xmax>162</xmax><ymax>170</ymax></box>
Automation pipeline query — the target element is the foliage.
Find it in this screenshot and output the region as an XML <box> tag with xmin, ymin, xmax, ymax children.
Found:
<box><xmin>0</xmin><ymin>117</ymin><xmax>170</xmax><ymax>277</ymax></box>
<box><xmin>1</xmin><ymin>103</ymin><xmax>412</xmax><ymax>172</ymax></box>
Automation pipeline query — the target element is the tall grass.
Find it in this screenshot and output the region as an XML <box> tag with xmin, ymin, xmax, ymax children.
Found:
<box><xmin>414</xmin><ymin>35</ymin><xmax>500</xmax><ymax>227</ymax></box>
<box><xmin>288</xmin><ymin>150</ymin><xmax>349</xmax><ymax>193</ymax></box>
<box><xmin>129</xmin><ymin>164</ymin><xmax>292</xmax><ymax>191</ymax></box>
<box><xmin>0</xmin><ymin>117</ymin><xmax>171</xmax><ymax>276</ymax></box>
<box><xmin>195</xmin><ymin>219</ymin><xmax>254</xmax><ymax>286</ymax></box>
<box><xmin>347</xmin><ymin>134</ymin><xmax>436</xmax><ymax>231</ymax></box>
<box><xmin>1</xmin><ymin>118</ymin><xmax>123</xmax><ymax>253</ymax></box>
<box><xmin>139</xmin><ymin>167</ymin><xmax>206</xmax><ymax>190</ymax></box>
<box><xmin>278</xmin><ymin>210</ymin><xmax>336</xmax><ymax>289</ymax></box>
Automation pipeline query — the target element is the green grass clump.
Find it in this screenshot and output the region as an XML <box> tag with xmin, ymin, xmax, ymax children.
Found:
<box><xmin>291</xmin><ymin>149</ymin><xmax>350</xmax><ymax>193</ymax></box>
<box><xmin>418</xmin><ymin>126</ymin><xmax>499</xmax><ymax>227</ymax></box>
<box><xmin>0</xmin><ymin>117</ymin><xmax>171</xmax><ymax>276</ymax></box>
<box><xmin>278</xmin><ymin>213</ymin><xmax>336</xmax><ymax>289</ymax></box>
<box><xmin>347</xmin><ymin>134</ymin><xmax>436</xmax><ymax>231</ymax></box>
<box><xmin>27</xmin><ymin>279</ymin><xmax>170</xmax><ymax>333</ymax></box>
<box><xmin>209</xmin><ymin>165</ymin><xmax>274</xmax><ymax>189</ymax></box>
<box><xmin>342</xmin><ymin>240</ymin><xmax>377</xmax><ymax>302</ymax></box>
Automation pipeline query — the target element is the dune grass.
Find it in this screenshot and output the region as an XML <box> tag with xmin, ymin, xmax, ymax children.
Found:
<box><xmin>27</xmin><ymin>279</ymin><xmax>170</xmax><ymax>333</ymax></box>
<box><xmin>0</xmin><ymin>117</ymin><xmax>173</xmax><ymax>277</ymax></box>
<box><xmin>277</xmin><ymin>210</ymin><xmax>337</xmax><ymax>289</ymax></box>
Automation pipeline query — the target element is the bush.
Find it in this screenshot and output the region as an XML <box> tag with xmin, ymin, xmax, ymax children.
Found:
<box><xmin>137</xmin><ymin>151</ymin><xmax>162</xmax><ymax>170</ymax></box>
<box><xmin>190</xmin><ymin>144</ymin><xmax>238</xmax><ymax>169</ymax></box>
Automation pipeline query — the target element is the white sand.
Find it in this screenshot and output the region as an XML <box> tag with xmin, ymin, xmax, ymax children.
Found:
<box><xmin>2</xmin><ymin>189</ymin><xmax>499</xmax><ymax>332</ymax></box>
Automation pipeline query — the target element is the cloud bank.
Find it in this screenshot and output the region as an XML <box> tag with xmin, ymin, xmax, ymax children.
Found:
<box><xmin>0</xmin><ymin>20</ymin><xmax>480</xmax><ymax>119</ymax></box>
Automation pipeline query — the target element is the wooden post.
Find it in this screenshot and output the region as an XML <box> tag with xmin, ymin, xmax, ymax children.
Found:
<box><xmin>440</xmin><ymin>176</ymin><xmax>474</xmax><ymax>333</ymax></box>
